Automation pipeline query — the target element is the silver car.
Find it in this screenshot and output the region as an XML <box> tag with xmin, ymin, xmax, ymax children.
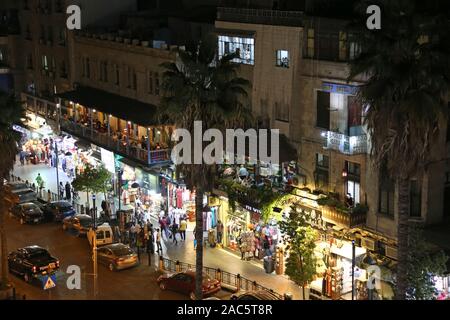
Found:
<box><xmin>97</xmin><ymin>243</ymin><xmax>139</xmax><ymax>271</ymax></box>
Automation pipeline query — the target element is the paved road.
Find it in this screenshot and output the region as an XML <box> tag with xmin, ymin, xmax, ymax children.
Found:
<box><xmin>11</xmin><ymin>160</ymin><xmax>302</xmax><ymax>300</ymax></box>
<box><xmin>4</xmin><ymin>215</ymin><xmax>232</xmax><ymax>300</ymax></box>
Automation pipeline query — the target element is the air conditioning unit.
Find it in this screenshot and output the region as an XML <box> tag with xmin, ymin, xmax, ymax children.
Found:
<box><xmin>385</xmin><ymin>246</ymin><xmax>398</xmax><ymax>260</ymax></box>
<box><xmin>361</xmin><ymin>237</ymin><xmax>376</xmax><ymax>251</ymax></box>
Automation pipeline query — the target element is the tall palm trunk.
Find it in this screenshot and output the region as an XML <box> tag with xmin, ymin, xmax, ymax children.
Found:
<box><xmin>396</xmin><ymin>178</ymin><xmax>410</xmax><ymax>300</ymax></box>
<box><xmin>195</xmin><ymin>185</ymin><xmax>204</xmax><ymax>300</ymax></box>
<box><xmin>0</xmin><ymin>180</ymin><xmax>9</xmax><ymax>289</ymax></box>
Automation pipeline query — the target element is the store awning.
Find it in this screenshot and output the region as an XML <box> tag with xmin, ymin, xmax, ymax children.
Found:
<box><xmin>57</xmin><ymin>86</ymin><xmax>161</xmax><ymax>127</ymax></box>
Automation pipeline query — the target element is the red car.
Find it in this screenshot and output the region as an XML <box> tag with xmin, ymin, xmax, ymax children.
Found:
<box><xmin>157</xmin><ymin>271</ymin><xmax>221</xmax><ymax>300</ymax></box>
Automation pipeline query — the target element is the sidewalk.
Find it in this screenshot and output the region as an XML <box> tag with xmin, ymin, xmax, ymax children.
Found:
<box><xmin>12</xmin><ymin>160</ymin><xmax>303</xmax><ymax>300</ymax></box>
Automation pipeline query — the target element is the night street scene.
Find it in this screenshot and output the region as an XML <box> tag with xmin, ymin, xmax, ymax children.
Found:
<box><xmin>0</xmin><ymin>0</ymin><xmax>450</xmax><ymax>307</ymax></box>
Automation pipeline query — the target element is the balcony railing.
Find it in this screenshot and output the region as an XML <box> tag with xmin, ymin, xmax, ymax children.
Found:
<box><xmin>217</xmin><ymin>7</ymin><xmax>304</xmax><ymax>27</ymax></box>
<box><xmin>323</xmin><ymin>131</ymin><xmax>368</xmax><ymax>155</ymax></box>
<box><xmin>321</xmin><ymin>205</ymin><xmax>367</xmax><ymax>228</ymax></box>
<box><xmin>60</xmin><ymin>119</ymin><xmax>171</xmax><ymax>166</ymax></box>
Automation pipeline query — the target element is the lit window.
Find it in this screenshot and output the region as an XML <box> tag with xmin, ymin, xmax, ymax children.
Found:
<box><xmin>306</xmin><ymin>29</ymin><xmax>315</xmax><ymax>58</ymax></box>
<box><xmin>218</xmin><ymin>35</ymin><xmax>254</xmax><ymax>65</ymax></box>
<box><xmin>276</xmin><ymin>50</ymin><xmax>289</xmax><ymax>68</ymax></box>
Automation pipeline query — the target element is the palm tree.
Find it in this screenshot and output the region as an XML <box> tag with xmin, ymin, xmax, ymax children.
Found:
<box><xmin>160</xmin><ymin>33</ymin><xmax>251</xmax><ymax>299</ymax></box>
<box><xmin>0</xmin><ymin>91</ymin><xmax>25</xmax><ymax>291</ymax></box>
<box><xmin>348</xmin><ymin>0</ymin><xmax>450</xmax><ymax>299</ymax></box>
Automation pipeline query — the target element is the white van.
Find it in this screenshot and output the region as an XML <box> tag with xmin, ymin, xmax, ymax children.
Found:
<box><xmin>87</xmin><ymin>223</ymin><xmax>113</xmax><ymax>247</ymax></box>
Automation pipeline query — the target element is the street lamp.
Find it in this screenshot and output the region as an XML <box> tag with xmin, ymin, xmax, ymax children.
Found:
<box><xmin>92</xmin><ymin>194</ymin><xmax>98</xmax><ymax>299</ymax></box>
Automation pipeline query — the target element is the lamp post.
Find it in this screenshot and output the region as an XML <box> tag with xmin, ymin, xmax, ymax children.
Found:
<box><xmin>92</xmin><ymin>194</ymin><xmax>98</xmax><ymax>299</ymax></box>
<box><xmin>55</xmin><ymin>141</ymin><xmax>60</xmax><ymax>200</ymax></box>
<box><xmin>351</xmin><ymin>240</ymin><xmax>356</xmax><ymax>300</ymax></box>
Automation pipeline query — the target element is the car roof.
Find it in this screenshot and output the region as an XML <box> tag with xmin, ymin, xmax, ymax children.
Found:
<box><xmin>52</xmin><ymin>201</ymin><xmax>71</xmax><ymax>206</ymax></box>
<box><xmin>22</xmin><ymin>245</ymin><xmax>46</xmax><ymax>253</ymax></box>
<box><xmin>102</xmin><ymin>243</ymin><xmax>129</xmax><ymax>250</ymax></box>
<box><xmin>74</xmin><ymin>214</ymin><xmax>92</xmax><ymax>219</ymax></box>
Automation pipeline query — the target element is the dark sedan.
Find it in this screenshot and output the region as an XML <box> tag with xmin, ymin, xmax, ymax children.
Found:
<box><xmin>62</xmin><ymin>214</ymin><xmax>93</xmax><ymax>236</ymax></box>
<box><xmin>10</xmin><ymin>202</ymin><xmax>45</xmax><ymax>225</ymax></box>
<box><xmin>157</xmin><ymin>271</ymin><xmax>221</xmax><ymax>300</ymax></box>
<box><xmin>8</xmin><ymin>246</ymin><xmax>59</xmax><ymax>283</ymax></box>
<box><xmin>97</xmin><ymin>243</ymin><xmax>139</xmax><ymax>271</ymax></box>
<box><xmin>43</xmin><ymin>201</ymin><xmax>76</xmax><ymax>222</ymax></box>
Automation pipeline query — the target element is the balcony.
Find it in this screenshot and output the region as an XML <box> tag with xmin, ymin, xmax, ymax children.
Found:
<box><xmin>322</xmin><ymin>131</ymin><xmax>368</xmax><ymax>155</ymax></box>
<box><xmin>60</xmin><ymin>119</ymin><xmax>171</xmax><ymax>166</ymax></box>
<box><xmin>318</xmin><ymin>196</ymin><xmax>368</xmax><ymax>228</ymax></box>
<box><xmin>217</xmin><ymin>7</ymin><xmax>304</xmax><ymax>27</ymax></box>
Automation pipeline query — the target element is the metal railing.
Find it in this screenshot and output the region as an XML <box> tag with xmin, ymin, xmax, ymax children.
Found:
<box><xmin>60</xmin><ymin>119</ymin><xmax>171</xmax><ymax>165</ymax></box>
<box><xmin>217</xmin><ymin>7</ymin><xmax>304</xmax><ymax>27</ymax></box>
<box><xmin>159</xmin><ymin>256</ymin><xmax>285</xmax><ymax>299</ymax></box>
<box><xmin>323</xmin><ymin>131</ymin><xmax>368</xmax><ymax>155</ymax></box>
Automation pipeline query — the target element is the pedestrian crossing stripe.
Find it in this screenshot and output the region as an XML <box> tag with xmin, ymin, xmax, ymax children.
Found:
<box><xmin>43</xmin><ymin>276</ymin><xmax>56</xmax><ymax>290</ymax></box>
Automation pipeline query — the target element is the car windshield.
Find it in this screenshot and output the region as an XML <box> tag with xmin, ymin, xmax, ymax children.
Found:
<box><xmin>79</xmin><ymin>218</ymin><xmax>92</xmax><ymax>227</ymax></box>
<box><xmin>28</xmin><ymin>250</ymin><xmax>50</xmax><ymax>259</ymax></box>
<box><xmin>58</xmin><ymin>203</ymin><xmax>73</xmax><ymax>211</ymax></box>
<box><xmin>23</xmin><ymin>204</ymin><xmax>39</xmax><ymax>211</ymax></box>
<box><xmin>111</xmin><ymin>246</ymin><xmax>133</xmax><ymax>256</ymax></box>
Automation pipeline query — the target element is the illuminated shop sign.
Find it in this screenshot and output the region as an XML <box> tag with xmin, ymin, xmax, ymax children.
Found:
<box><xmin>322</xmin><ymin>82</ymin><xmax>358</xmax><ymax>95</ymax></box>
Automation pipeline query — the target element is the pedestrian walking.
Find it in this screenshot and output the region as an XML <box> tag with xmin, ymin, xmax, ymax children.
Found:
<box><xmin>216</xmin><ymin>220</ymin><xmax>224</xmax><ymax>244</ymax></box>
<box><xmin>47</xmin><ymin>189</ymin><xmax>52</xmax><ymax>203</ymax></box>
<box><xmin>35</xmin><ymin>173</ymin><xmax>44</xmax><ymax>197</ymax></box>
<box><xmin>171</xmin><ymin>223</ymin><xmax>178</xmax><ymax>245</ymax></box>
<box><xmin>59</xmin><ymin>182</ymin><xmax>64</xmax><ymax>200</ymax></box>
<box><xmin>179</xmin><ymin>218</ymin><xmax>187</xmax><ymax>241</ymax></box>
<box><xmin>65</xmin><ymin>181</ymin><xmax>71</xmax><ymax>201</ymax></box>
<box><xmin>156</xmin><ymin>229</ymin><xmax>163</xmax><ymax>254</ymax></box>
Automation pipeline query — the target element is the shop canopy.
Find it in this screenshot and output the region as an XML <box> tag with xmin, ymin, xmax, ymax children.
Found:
<box><xmin>57</xmin><ymin>86</ymin><xmax>161</xmax><ymax>127</ymax></box>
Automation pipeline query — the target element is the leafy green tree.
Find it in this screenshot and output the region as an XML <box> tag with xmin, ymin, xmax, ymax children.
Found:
<box><xmin>160</xmin><ymin>33</ymin><xmax>250</xmax><ymax>299</ymax></box>
<box><xmin>348</xmin><ymin>0</ymin><xmax>450</xmax><ymax>299</ymax></box>
<box><xmin>0</xmin><ymin>91</ymin><xmax>25</xmax><ymax>290</ymax></box>
<box><xmin>280</xmin><ymin>202</ymin><xmax>318</xmax><ymax>300</ymax></box>
<box><xmin>72</xmin><ymin>165</ymin><xmax>112</xmax><ymax>209</ymax></box>
<box><xmin>405</xmin><ymin>225</ymin><xmax>448</xmax><ymax>300</ymax></box>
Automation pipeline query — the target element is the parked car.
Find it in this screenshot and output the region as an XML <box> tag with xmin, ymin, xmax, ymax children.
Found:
<box><xmin>5</xmin><ymin>188</ymin><xmax>38</xmax><ymax>206</ymax></box>
<box><xmin>97</xmin><ymin>243</ymin><xmax>139</xmax><ymax>271</ymax></box>
<box><xmin>230</xmin><ymin>290</ymin><xmax>282</xmax><ymax>300</ymax></box>
<box><xmin>157</xmin><ymin>271</ymin><xmax>221</xmax><ymax>300</ymax></box>
<box><xmin>62</xmin><ymin>214</ymin><xmax>94</xmax><ymax>236</ymax></box>
<box><xmin>6</xmin><ymin>182</ymin><xmax>30</xmax><ymax>193</ymax></box>
<box><xmin>87</xmin><ymin>223</ymin><xmax>114</xmax><ymax>247</ymax></box>
<box><xmin>43</xmin><ymin>201</ymin><xmax>76</xmax><ymax>222</ymax></box>
<box><xmin>10</xmin><ymin>202</ymin><xmax>45</xmax><ymax>225</ymax></box>
<box><xmin>8</xmin><ymin>246</ymin><xmax>59</xmax><ymax>283</ymax></box>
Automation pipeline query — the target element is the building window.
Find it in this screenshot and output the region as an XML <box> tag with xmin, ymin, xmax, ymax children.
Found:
<box><xmin>40</xmin><ymin>25</ymin><xmax>45</xmax><ymax>42</ymax></box>
<box><xmin>58</xmin><ymin>28</ymin><xmax>66</xmax><ymax>46</ymax></box>
<box><xmin>127</xmin><ymin>67</ymin><xmax>137</xmax><ymax>90</ymax></box>
<box><xmin>275</xmin><ymin>102</ymin><xmax>289</xmax><ymax>122</ymax></box>
<box><xmin>60</xmin><ymin>60</ymin><xmax>67</xmax><ymax>78</ymax></box>
<box><xmin>148</xmin><ymin>71</ymin><xmax>154</xmax><ymax>94</ymax></box>
<box><xmin>99</xmin><ymin>61</ymin><xmax>108</xmax><ymax>82</ymax></box>
<box><xmin>42</xmin><ymin>55</ymin><xmax>48</xmax><ymax>71</ymax></box>
<box><xmin>339</xmin><ymin>32</ymin><xmax>347</xmax><ymax>61</ymax></box>
<box><xmin>345</xmin><ymin>161</ymin><xmax>361</xmax><ymax>204</ymax></box>
<box><xmin>47</xmin><ymin>26</ymin><xmax>53</xmax><ymax>44</ymax></box>
<box><xmin>55</xmin><ymin>0</ymin><xmax>63</xmax><ymax>13</ymax></box>
<box><xmin>276</xmin><ymin>50</ymin><xmax>289</xmax><ymax>68</ymax></box>
<box><xmin>306</xmin><ymin>29</ymin><xmax>315</xmax><ymax>58</ymax></box>
<box><xmin>218</xmin><ymin>35</ymin><xmax>254</xmax><ymax>65</ymax></box>
<box><xmin>25</xmin><ymin>24</ymin><xmax>32</xmax><ymax>40</ymax></box>
<box><xmin>349</xmin><ymin>36</ymin><xmax>361</xmax><ymax>61</ymax></box>
<box><xmin>379</xmin><ymin>170</ymin><xmax>395</xmax><ymax>217</ymax></box>
<box><xmin>114</xmin><ymin>64</ymin><xmax>120</xmax><ymax>86</ymax></box>
<box><xmin>316</xmin><ymin>32</ymin><xmax>339</xmax><ymax>61</ymax></box>
<box><xmin>82</xmin><ymin>57</ymin><xmax>90</xmax><ymax>79</ymax></box>
<box><xmin>410</xmin><ymin>180</ymin><xmax>422</xmax><ymax>218</ymax></box>
<box><xmin>316</xmin><ymin>91</ymin><xmax>330</xmax><ymax>130</ymax></box>
<box><xmin>154</xmin><ymin>72</ymin><xmax>160</xmax><ymax>95</ymax></box>
<box><xmin>23</xmin><ymin>0</ymin><xmax>30</xmax><ymax>10</ymax></box>
<box><xmin>26</xmin><ymin>54</ymin><xmax>33</xmax><ymax>69</ymax></box>
<box><xmin>315</xmin><ymin>153</ymin><xmax>329</xmax><ymax>190</ymax></box>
